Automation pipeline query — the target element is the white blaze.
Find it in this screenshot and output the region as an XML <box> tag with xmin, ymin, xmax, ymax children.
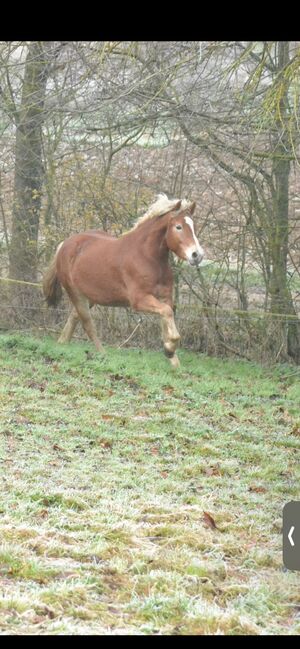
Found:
<box><xmin>184</xmin><ymin>216</ymin><xmax>204</xmax><ymax>258</ymax></box>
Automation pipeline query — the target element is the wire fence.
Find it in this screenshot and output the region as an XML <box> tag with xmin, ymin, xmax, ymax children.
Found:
<box><xmin>1</xmin><ymin>275</ymin><xmax>300</xmax><ymax>364</ymax></box>
<box><xmin>1</xmin><ymin>276</ymin><xmax>300</xmax><ymax>322</ymax></box>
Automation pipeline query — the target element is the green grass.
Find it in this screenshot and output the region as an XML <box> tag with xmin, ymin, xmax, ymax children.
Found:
<box><xmin>0</xmin><ymin>333</ymin><xmax>300</xmax><ymax>635</ymax></box>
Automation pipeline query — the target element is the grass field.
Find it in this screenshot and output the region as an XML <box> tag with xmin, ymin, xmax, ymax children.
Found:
<box><xmin>0</xmin><ymin>333</ymin><xmax>300</xmax><ymax>635</ymax></box>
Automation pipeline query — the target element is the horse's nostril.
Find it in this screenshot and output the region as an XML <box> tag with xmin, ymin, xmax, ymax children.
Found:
<box><xmin>192</xmin><ymin>251</ymin><xmax>198</xmax><ymax>259</ymax></box>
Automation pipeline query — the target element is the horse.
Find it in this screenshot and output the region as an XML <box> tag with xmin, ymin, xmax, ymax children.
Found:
<box><xmin>42</xmin><ymin>194</ymin><xmax>204</xmax><ymax>367</ymax></box>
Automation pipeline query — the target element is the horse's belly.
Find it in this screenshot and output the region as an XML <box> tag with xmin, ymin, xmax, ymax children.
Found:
<box><xmin>72</xmin><ymin>264</ymin><xmax>129</xmax><ymax>307</ymax></box>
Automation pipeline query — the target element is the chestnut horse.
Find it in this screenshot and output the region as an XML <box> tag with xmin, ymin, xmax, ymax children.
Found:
<box><xmin>43</xmin><ymin>194</ymin><xmax>204</xmax><ymax>367</ymax></box>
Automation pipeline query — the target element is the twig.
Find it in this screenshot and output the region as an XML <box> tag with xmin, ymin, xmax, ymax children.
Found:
<box><xmin>117</xmin><ymin>318</ymin><xmax>142</xmax><ymax>348</ymax></box>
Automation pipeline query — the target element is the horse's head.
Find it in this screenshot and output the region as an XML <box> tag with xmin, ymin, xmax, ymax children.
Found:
<box><xmin>166</xmin><ymin>200</ymin><xmax>204</xmax><ymax>266</ymax></box>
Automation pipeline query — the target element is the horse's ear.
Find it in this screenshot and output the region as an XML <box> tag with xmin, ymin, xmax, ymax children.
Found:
<box><xmin>190</xmin><ymin>201</ymin><xmax>196</xmax><ymax>215</ymax></box>
<box><xmin>174</xmin><ymin>200</ymin><xmax>182</xmax><ymax>211</ymax></box>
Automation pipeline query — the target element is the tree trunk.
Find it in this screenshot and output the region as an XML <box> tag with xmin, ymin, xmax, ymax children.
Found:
<box><xmin>9</xmin><ymin>42</ymin><xmax>49</xmax><ymax>310</ymax></box>
<box><xmin>269</xmin><ymin>41</ymin><xmax>300</xmax><ymax>362</ymax></box>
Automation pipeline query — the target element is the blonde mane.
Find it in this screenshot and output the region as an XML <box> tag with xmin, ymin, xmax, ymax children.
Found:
<box><xmin>132</xmin><ymin>193</ymin><xmax>193</xmax><ymax>230</ymax></box>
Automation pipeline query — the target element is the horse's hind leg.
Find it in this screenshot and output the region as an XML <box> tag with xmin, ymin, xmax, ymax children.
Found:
<box><xmin>72</xmin><ymin>295</ymin><xmax>103</xmax><ymax>352</ymax></box>
<box><xmin>58</xmin><ymin>308</ymin><xmax>80</xmax><ymax>343</ymax></box>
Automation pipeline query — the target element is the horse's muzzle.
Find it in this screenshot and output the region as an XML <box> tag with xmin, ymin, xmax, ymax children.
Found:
<box><xmin>188</xmin><ymin>251</ymin><xmax>203</xmax><ymax>267</ymax></box>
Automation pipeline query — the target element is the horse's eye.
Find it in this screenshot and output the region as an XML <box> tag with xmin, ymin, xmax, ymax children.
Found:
<box><xmin>175</xmin><ymin>225</ymin><xmax>182</xmax><ymax>231</ymax></box>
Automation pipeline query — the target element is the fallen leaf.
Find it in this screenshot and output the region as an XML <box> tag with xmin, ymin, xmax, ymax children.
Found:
<box><xmin>279</xmin><ymin>470</ymin><xmax>292</xmax><ymax>477</ymax></box>
<box><xmin>28</xmin><ymin>381</ymin><xmax>46</xmax><ymax>392</ymax></box>
<box><xmin>53</xmin><ymin>443</ymin><xmax>64</xmax><ymax>451</ymax></box>
<box><xmin>108</xmin><ymin>606</ymin><xmax>120</xmax><ymax>614</ymax></box>
<box><xmin>249</xmin><ymin>485</ymin><xmax>267</xmax><ymax>493</ymax></box>
<box><xmin>204</xmin><ymin>465</ymin><xmax>222</xmax><ymax>477</ymax></box>
<box><xmin>163</xmin><ymin>385</ymin><xmax>175</xmax><ymax>394</ymax></box>
<box><xmin>202</xmin><ymin>511</ymin><xmax>218</xmax><ymax>529</ymax></box>
<box><xmin>37</xmin><ymin>509</ymin><xmax>48</xmax><ymax>518</ymax></box>
<box><xmin>32</xmin><ymin>615</ymin><xmax>45</xmax><ymax>624</ymax></box>
<box><xmin>100</xmin><ymin>440</ymin><xmax>113</xmax><ymax>449</ymax></box>
<box><xmin>44</xmin><ymin>606</ymin><xmax>55</xmax><ymax>619</ymax></box>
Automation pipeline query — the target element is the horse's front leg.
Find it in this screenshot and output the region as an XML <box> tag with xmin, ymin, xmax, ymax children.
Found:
<box><xmin>130</xmin><ymin>293</ymin><xmax>181</xmax><ymax>368</ymax></box>
<box><xmin>160</xmin><ymin>317</ymin><xmax>181</xmax><ymax>368</ymax></box>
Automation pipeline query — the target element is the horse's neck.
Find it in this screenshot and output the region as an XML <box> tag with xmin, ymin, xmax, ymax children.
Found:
<box><xmin>135</xmin><ymin>215</ymin><xmax>170</xmax><ymax>261</ymax></box>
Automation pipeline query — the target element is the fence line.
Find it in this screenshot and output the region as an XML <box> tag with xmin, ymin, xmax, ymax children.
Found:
<box><xmin>0</xmin><ymin>277</ymin><xmax>42</xmax><ymax>288</ymax></box>
<box><xmin>1</xmin><ymin>275</ymin><xmax>300</xmax><ymax>322</ymax></box>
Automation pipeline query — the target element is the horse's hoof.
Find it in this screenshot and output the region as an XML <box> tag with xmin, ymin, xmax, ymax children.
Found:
<box><xmin>164</xmin><ymin>344</ymin><xmax>180</xmax><ymax>367</ymax></box>
<box><xmin>170</xmin><ymin>354</ymin><xmax>180</xmax><ymax>369</ymax></box>
<box><xmin>164</xmin><ymin>345</ymin><xmax>175</xmax><ymax>358</ymax></box>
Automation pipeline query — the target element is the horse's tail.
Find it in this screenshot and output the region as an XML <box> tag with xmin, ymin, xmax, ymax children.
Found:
<box><xmin>42</xmin><ymin>243</ymin><xmax>63</xmax><ymax>307</ymax></box>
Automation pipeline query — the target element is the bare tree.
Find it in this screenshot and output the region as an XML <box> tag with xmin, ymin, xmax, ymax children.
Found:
<box><xmin>9</xmin><ymin>42</ymin><xmax>51</xmax><ymax>289</ymax></box>
<box><xmin>1</xmin><ymin>40</ymin><xmax>300</xmax><ymax>361</ymax></box>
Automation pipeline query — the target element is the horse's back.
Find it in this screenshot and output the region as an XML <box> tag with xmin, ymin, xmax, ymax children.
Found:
<box><xmin>58</xmin><ymin>230</ymin><xmax>117</xmax><ymax>261</ymax></box>
<box><xmin>83</xmin><ymin>229</ymin><xmax>116</xmax><ymax>238</ymax></box>
<box><xmin>63</xmin><ymin>229</ymin><xmax>116</xmax><ymax>248</ymax></box>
